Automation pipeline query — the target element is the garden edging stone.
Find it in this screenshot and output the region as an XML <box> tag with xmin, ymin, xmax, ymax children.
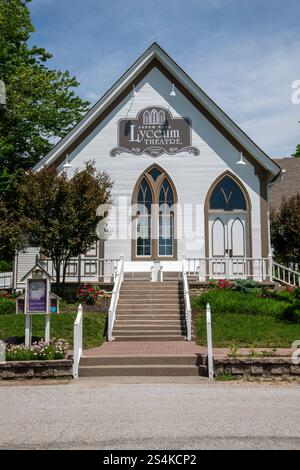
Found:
<box><xmin>0</xmin><ymin>359</ymin><xmax>72</xmax><ymax>379</ymax></box>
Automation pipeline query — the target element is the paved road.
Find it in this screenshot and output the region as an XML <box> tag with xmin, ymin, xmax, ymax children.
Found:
<box><xmin>0</xmin><ymin>378</ymin><xmax>300</xmax><ymax>449</ymax></box>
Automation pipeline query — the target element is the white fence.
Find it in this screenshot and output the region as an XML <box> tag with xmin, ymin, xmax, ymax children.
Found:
<box><xmin>38</xmin><ymin>257</ymin><xmax>119</xmax><ymax>284</ymax></box>
<box><xmin>0</xmin><ymin>272</ymin><xmax>13</xmax><ymax>289</ymax></box>
<box><xmin>107</xmin><ymin>256</ymin><xmax>124</xmax><ymax>341</ymax></box>
<box><xmin>73</xmin><ymin>304</ymin><xmax>83</xmax><ymax>379</ymax></box>
<box><xmin>272</xmin><ymin>262</ymin><xmax>300</xmax><ymax>287</ymax></box>
<box><xmin>185</xmin><ymin>256</ymin><xmax>272</xmax><ymax>282</ymax></box>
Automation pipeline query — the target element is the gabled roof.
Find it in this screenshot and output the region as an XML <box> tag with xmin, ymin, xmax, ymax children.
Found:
<box><xmin>20</xmin><ymin>262</ymin><xmax>54</xmax><ymax>282</ymax></box>
<box><xmin>34</xmin><ymin>42</ymin><xmax>281</xmax><ymax>180</ymax></box>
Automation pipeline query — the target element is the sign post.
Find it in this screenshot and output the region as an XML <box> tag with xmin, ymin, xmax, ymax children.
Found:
<box><xmin>16</xmin><ymin>263</ymin><xmax>60</xmax><ymax>346</ymax></box>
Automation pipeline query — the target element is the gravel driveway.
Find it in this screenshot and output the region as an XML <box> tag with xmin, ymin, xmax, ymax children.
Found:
<box><xmin>0</xmin><ymin>377</ymin><xmax>299</xmax><ymax>450</ymax></box>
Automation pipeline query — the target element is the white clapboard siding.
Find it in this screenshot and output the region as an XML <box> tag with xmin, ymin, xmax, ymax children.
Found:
<box><xmin>16</xmin><ymin>247</ymin><xmax>40</xmax><ymax>289</ymax></box>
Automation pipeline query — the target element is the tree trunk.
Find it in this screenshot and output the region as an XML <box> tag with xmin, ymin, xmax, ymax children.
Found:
<box><xmin>62</xmin><ymin>255</ymin><xmax>71</xmax><ymax>293</ymax></box>
<box><xmin>54</xmin><ymin>258</ymin><xmax>62</xmax><ymax>291</ymax></box>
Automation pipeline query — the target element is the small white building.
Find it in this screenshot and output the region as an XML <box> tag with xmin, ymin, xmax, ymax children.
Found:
<box><xmin>14</xmin><ymin>43</ymin><xmax>281</xmax><ymax>288</ymax></box>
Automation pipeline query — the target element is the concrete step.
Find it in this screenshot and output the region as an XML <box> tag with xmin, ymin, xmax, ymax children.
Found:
<box><xmin>121</xmin><ymin>285</ymin><xmax>183</xmax><ymax>291</ymax></box>
<box><xmin>116</xmin><ymin>314</ymin><xmax>186</xmax><ymax>320</ymax></box>
<box><xmin>80</xmin><ymin>355</ymin><xmax>205</xmax><ymax>366</ymax></box>
<box><xmin>115</xmin><ymin>320</ymin><xmax>185</xmax><ymax>326</ymax></box>
<box><xmin>79</xmin><ymin>364</ymin><xmax>201</xmax><ymax>377</ymax></box>
<box><xmin>122</xmin><ymin>279</ymin><xmax>182</xmax><ymax>286</ymax></box>
<box><xmin>120</xmin><ymin>288</ymin><xmax>183</xmax><ymax>292</ymax></box>
<box><xmin>113</xmin><ymin>335</ymin><xmax>186</xmax><ymax>341</ymax></box>
<box><xmin>117</xmin><ymin>305</ymin><xmax>183</xmax><ymax>311</ymax></box>
<box><xmin>118</xmin><ymin>293</ymin><xmax>184</xmax><ymax>304</ymax></box>
<box><xmin>114</xmin><ymin>325</ymin><xmax>184</xmax><ymax>331</ymax></box>
<box><xmin>113</xmin><ymin>329</ymin><xmax>184</xmax><ymax>336</ymax></box>
<box><xmin>118</xmin><ymin>295</ymin><xmax>184</xmax><ymax>306</ymax></box>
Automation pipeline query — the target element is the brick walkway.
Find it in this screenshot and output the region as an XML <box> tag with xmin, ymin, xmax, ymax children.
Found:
<box><xmin>84</xmin><ymin>342</ymin><xmax>294</xmax><ymax>358</ymax></box>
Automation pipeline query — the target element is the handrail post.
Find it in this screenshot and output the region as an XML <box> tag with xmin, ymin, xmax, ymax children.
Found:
<box><xmin>268</xmin><ymin>253</ymin><xmax>273</xmax><ymax>282</ymax></box>
<box><xmin>73</xmin><ymin>303</ymin><xmax>83</xmax><ymax>379</ymax></box>
<box><xmin>182</xmin><ymin>255</ymin><xmax>192</xmax><ymax>341</ymax></box>
<box><xmin>225</xmin><ymin>253</ymin><xmax>229</xmax><ymax>280</ymax></box>
<box><xmin>107</xmin><ymin>255</ymin><xmax>124</xmax><ymax>341</ymax></box>
<box><xmin>206</xmin><ymin>303</ymin><xmax>214</xmax><ymax>378</ymax></box>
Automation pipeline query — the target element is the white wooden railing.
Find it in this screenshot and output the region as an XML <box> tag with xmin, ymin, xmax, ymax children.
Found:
<box><xmin>107</xmin><ymin>255</ymin><xmax>124</xmax><ymax>341</ymax></box>
<box><xmin>182</xmin><ymin>255</ymin><xmax>192</xmax><ymax>341</ymax></box>
<box><xmin>0</xmin><ymin>272</ymin><xmax>13</xmax><ymax>289</ymax></box>
<box><xmin>38</xmin><ymin>257</ymin><xmax>119</xmax><ymax>283</ymax></box>
<box><xmin>272</xmin><ymin>262</ymin><xmax>300</xmax><ymax>287</ymax></box>
<box><xmin>73</xmin><ymin>303</ymin><xmax>83</xmax><ymax>379</ymax></box>
<box><xmin>185</xmin><ymin>256</ymin><xmax>272</xmax><ymax>282</ymax></box>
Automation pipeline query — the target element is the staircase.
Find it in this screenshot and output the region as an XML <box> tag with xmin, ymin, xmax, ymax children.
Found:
<box><xmin>77</xmin><ymin>279</ymin><xmax>204</xmax><ymax>378</ymax></box>
<box><xmin>79</xmin><ymin>354</ymin><xmax>207</xmax><ymax>377</ymax></box>
<box><xmin>112</xmin><ymin>280</ymin><xmax>188</xmax><ymax>341</ymax></box>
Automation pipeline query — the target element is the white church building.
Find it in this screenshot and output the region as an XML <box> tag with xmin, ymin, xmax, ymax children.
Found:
<box><xmin>13</xmin><ymin>43</ymin><xmax>282</xmax><ymax>289</ymax></box>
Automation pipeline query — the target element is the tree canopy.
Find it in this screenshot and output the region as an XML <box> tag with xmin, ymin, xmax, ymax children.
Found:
<box><xmin>292</xmin><ymin>144</ymin><xmax>300</xmax><ymax>158</ymax></box>
<box><xmin>271</xmin><ymin>194</ymin><xmax>300</xmax><ymax>267</ymax></box>
<box><xmin>1</xmin><ymin>162</ymin><xmax>113</xmax><ymax>288</ymax></box>
<box><xmin>0</xmin><ymin>0</ymin><xmax>90</xmax><ymax>174</ymax></box>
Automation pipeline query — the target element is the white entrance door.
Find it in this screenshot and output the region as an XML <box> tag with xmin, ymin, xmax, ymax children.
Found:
<box><xmin>209</xmin><ymin>215</ymin><xmax>247</xmax><ymax>277</ymax></box>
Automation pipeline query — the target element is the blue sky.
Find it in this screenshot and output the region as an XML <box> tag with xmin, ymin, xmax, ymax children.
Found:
<box><xmin>28</xmin><ymin>0</ymin><xmax>300</xmax><ymax>157</ymax></box>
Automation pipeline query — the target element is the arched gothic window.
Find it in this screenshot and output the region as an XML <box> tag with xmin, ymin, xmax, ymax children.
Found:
<box><xmin>209</xmin><ymin>175</ymin><xmax>247</xmax><ymax>211</ymax></box>
<box><xmin>133</xmin><ymin>166</ymin><xmax>177</xmax><ymax>259</ymax></box>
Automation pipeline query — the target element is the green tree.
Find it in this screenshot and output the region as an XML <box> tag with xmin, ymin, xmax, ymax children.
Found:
<box><xmin>271</xmin><ymin>195</ymin><xmax>300</xmax><ymax>266</ymax></box>
<box><xmin>0</xmin><ymin>197</ymin><xmax>25</xmax><ymax>261</ymax></box>
<box><xmin>15</xmin><ymin>162</ymin><xmax>113</xmax><ymax>290</ymax></box>
<box><xmin>0</xmin><ymin>0</ymin><xmax>90</xmax><ymax>174</ymax></box>
<box><xmin>292</xmin><ymin>144</ymin><xmax>300</xmax><ymax>158</ymax></box>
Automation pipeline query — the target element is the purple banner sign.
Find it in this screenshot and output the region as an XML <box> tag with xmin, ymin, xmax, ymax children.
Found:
<box><xmin>28</xmin><ymin>280</ymin><xmax>47</xmax><ymax>313</ymax></box>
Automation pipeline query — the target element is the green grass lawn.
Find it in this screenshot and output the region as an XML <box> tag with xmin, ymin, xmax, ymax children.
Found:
<box><xmin>193</xmin><ymin>287</ymin><xmax>300</xmax><ymax>348</ymax></box>
<box><xmin>0</xmin><ymin>312</ymin><xmax>107</xmax><ymax>349</ymax></box>
<box><xmin>192</xmin><ymin>289</ymin><xmax>289</xmax><ymax>317</ymax></box>
<box><xmin>195</xmin><ymin>311</ymin><xmax>300</xmax><ymax>348</ymax></box>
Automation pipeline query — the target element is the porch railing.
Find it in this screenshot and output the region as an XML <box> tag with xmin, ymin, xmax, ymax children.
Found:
<box><xmin>185</xmin><ymin>256</ymin><xmax>272</xmax><ymax>282</ymax></box>
<box><xmin>38</xmin><ymin>257</ymin><xmax>119</xmax><ymax>283</ymax></box>
<box><xmin>73</xmin><ymin>303</ymin><xmax>83</xmax><ymax>379</ymax></box>
<box><xmin>107</xmin><ymin>255</ymin><xmax>124</xmax><ymax>341</ymax></box>
<box><xmin>272</xmin><ymin>262</ymin><xmax>300</xmax><ymax>287</ymax></box>
<box><xmin>182</xmin><ymin>255</ymin><xmax>192</xmax><ymax>341</ymax></box>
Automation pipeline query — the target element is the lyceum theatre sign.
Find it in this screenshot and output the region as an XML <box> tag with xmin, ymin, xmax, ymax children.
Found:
<box><xmin>110</xmin><ymin>107</ymin><xmax>199</xmax><ymax>157</ymax></box>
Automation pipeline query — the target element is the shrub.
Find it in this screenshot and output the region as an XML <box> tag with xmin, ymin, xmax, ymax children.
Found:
<box><xmin>78</xmin><ymin>286</ymin><xmax>111</xmax><ymax>305</ymax></box>
<box><xmin>231</xmin><ymin>279</ymin><xmax>260</xmax><ymax>293</ymax></box>
<box><xmin>294</xmin><ymin>287</ymin><xmax>300</xmax><ymax>300</ymax></box>
<box><xmin>278</xmin><ymin>301</ymin><xmax>300</xmax><ymax>324</ymax></box>
<box><xmin>0</xmin><ymin>298</ymin><xmax>15</xmax><ymax>315</ymax></box>
<box><xmin>207</xmin><ymin>279</ymin><xmax>232</xmax><ymax>290</ymax></box>
<box><xmin>51</xmin><ymin>287</ymin><xmax>78</xmax><ymax>304</ymax></box>
<box><xmin>6</xmin><ymin>338</ymin><xmax>69</xmax><ymax>361</ymax></box>
<box><xmin>192</xmin><ymin>289</ymin><xmax>288</xmax><ymax>317</ymax></box>
<box><xmin>0</xmin><ymin>260</ymin><xmax>13</xmax><ymax>272</ymax></box>
<box><xmin>270</xmin><ymin>289</ymin><xmax>294</xmax><ymax>303</ymax></box>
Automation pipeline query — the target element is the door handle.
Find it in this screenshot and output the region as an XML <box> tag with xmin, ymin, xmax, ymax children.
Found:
<box><xmin>229</xmin><ymin>249</ymin><xmax>233</xmax><ymax>258</ymax></box>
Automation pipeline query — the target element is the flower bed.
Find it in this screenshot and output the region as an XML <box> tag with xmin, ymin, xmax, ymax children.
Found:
<box><xmin>6</xmin><ymin>338</ymin><xmax>69</xmax><ymax>361</ymax></box>
<box><xmin>78</xmin><ymin>285</ymin><xmax>111</xmax><ymax>305</ymax></box>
